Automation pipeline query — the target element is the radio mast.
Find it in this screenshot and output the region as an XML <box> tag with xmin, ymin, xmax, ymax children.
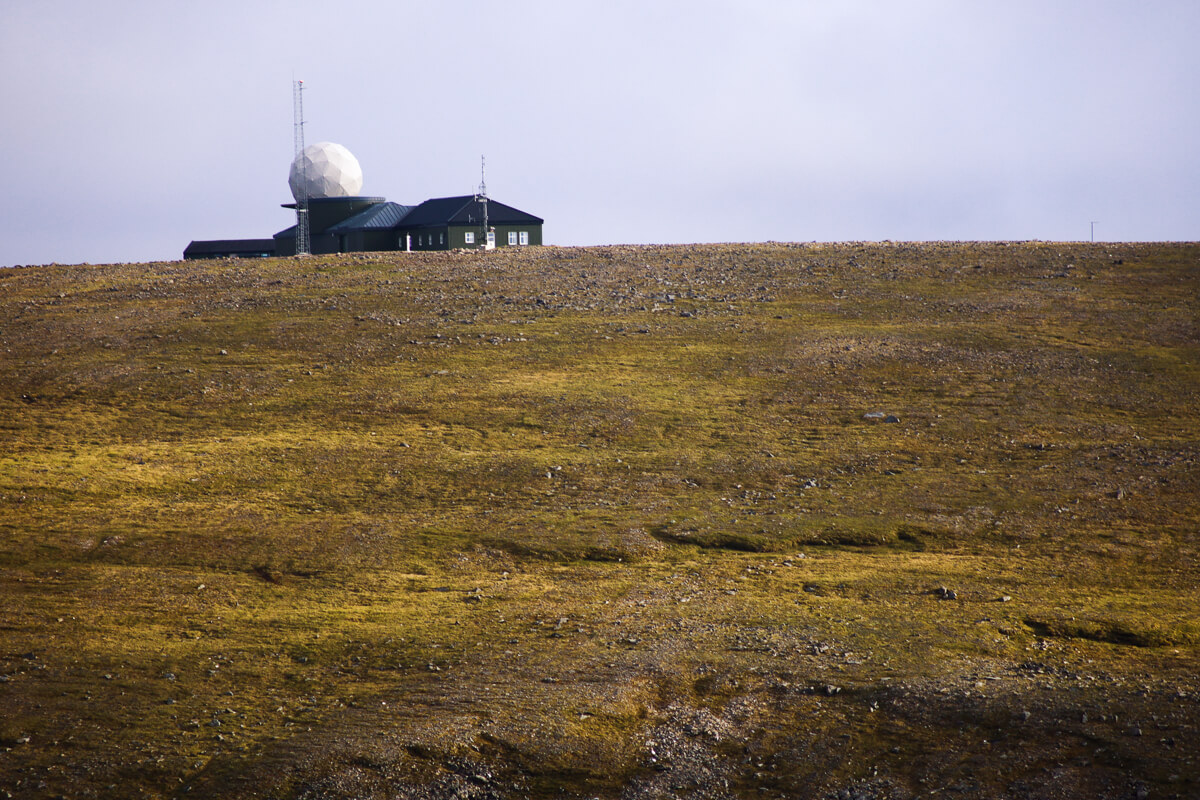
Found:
<box><xmin>292</xmin><ymin>80</ymin><xmax>311</xmax><ymax>256</ymax></box>
<box><xmin>475</xmin><ymin>155</ymin><xmax>489</xmax><ymax>239</ymax></box>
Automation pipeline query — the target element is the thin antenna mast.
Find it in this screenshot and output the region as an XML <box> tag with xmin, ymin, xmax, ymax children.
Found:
<box><xmin>477</xmin><ymin>155</ymin><xmax>489</xmax><ymax>232</ymax></box>
<box><xmin>474</xmin><ymin>155</ymin><xmax>491</xmax><ymax>249</ymax></box>
<box><xmin>293</xmin><ymin>80</ymin><xmax>311</xmax><ymax>256</ymax></box>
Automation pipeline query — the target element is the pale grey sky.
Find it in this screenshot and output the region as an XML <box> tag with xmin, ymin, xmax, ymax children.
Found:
<box><xmin>2</xmin><ymin>0</ymin><xmax>1197</xmax><ymax>266</ymax></box>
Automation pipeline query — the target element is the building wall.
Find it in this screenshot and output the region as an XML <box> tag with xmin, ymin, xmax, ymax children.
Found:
<box><xmin>448</xmin><ymin>226</ymin><xmax>477</xmax><ymax>250</ymax></box>
<box><xmin>405</xmin><ymin>227</ymin><xmax>450</xmax><ymax>251</ymax></box>
<box><xmin>274</xmin><ymin>221</ymin><xmax>542</xmax><ymax>255</ymax></box>
<box><xmin>339</xmin><ymin>230</ymin><xmax>399</xmax><ymax>253</ymax></box>
<box><xmin>274</xmin><ymin>236</ymin><xmax>297</xmax><ymax>257</ymax></box>
<box><xmin>184</xmin><ymin>240</ymin><xmax>276</xmax><ymax>260</ymax></box>
<box><xmin>277</xmin><ymin>229</ymin><xmax>413</xmax><ymax>255</ymax></box>
<box><xmin>306</xmin><ymin>198</ymin><xmax>385</xmax><ymax>232</ymax></box>
<box><xmin>432</xmin><ymin>225</ymin><xmax>544</xmax><ymax>250</ymax></box>
<box><xmin>490</xmin><ymin>224</ymin><xmax>542</xmax><ymax>248</ymax></box>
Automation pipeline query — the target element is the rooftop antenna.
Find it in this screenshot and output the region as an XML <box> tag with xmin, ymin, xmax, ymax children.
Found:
<box><xmin>474</xmin><ymin>155</ymin><xmax>491</xmax><ymax>248</ymax></box>
<box><xmin>293</xmin><ymin>79</ymin><xmax>311</xmax><ymax>256</ymax></box>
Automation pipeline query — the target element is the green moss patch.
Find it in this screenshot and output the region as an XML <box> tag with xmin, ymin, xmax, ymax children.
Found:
<box><xmin>1</xmin><ymin>242</ymin><xmax>1197</xmax><ymax>799</ymax></box>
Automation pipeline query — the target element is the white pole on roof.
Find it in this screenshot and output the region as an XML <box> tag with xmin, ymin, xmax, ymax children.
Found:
<box><xmin>474</xmin><ymin>155</ymin><xmax>490</xmax><ymax>248</ymax></box>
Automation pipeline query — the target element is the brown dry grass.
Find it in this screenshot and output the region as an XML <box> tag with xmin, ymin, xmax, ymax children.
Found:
<box><xmin>0</xmin><ymin>241</ymin><xmax>1197</xmax><ymax>799</ymax></box>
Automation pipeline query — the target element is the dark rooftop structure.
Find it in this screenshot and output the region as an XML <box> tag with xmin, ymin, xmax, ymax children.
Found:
<box><xmin>182</xmin><ymin>239</ymin><xmax>277</xmax><ymax>260</ymax></box>
<box><xmin>327</xmin><ymin>201</ymin><xmax>416</xmax><ymax>232</ymax></box>
<box><xmin>398</xmin><ymin>196</ymin><xmax>543</xmax><ymax>228</ymax></box>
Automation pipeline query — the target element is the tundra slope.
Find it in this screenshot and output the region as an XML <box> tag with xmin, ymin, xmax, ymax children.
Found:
<box><xmin>0</xmin><ymin>242</ymin><xmax>1197</xmax><ymax>799</ymax></box>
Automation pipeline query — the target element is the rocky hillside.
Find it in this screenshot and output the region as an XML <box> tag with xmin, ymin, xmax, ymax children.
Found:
<box><xmin>0</xmin><ymin>242</ymin><xmax>1197</xmax><ymax>799</ymax></box>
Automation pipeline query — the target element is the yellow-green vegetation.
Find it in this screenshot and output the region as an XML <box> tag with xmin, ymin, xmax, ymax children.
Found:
<box><xmin>0</xmin><ymin>242</ymin><xmax>1197</xmax><ymax>799</ymax></box>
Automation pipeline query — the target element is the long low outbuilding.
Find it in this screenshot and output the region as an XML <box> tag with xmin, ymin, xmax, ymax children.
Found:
<box><xmin>182</xmin><ymin>239</ymin><xmax>279</xmax><ymax>260</ymax></box>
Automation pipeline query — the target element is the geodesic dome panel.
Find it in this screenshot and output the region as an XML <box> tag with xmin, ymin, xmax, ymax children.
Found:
<box><xmin>289</xmin><ymin>142</ymin><xmax>364</xmax><ymax>201</ymax></box>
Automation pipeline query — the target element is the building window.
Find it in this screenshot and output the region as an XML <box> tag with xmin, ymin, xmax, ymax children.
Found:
<box><xmin>508</xmin><ymin>231</ymin><xmax>518</xmax><ymax>246</ymax></box>
<box><xmin>440</xmin><ymin>233</ymin><xmax>445</xmax><ymax>246</ymax></box>
<box><xmin>464</xmin><ymin>231</ymin><xmax>474</xmax><ymax>245</ymax></box>
<box><xmin>519</xmin><ymin>231</ymin><xmax>529</xmax><ymax>246</ymax></box>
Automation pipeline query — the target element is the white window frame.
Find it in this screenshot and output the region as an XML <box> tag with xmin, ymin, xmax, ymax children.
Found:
<box><xmin>508</xmin><ymin>231</ymin><xmax>518</xmax><ymax>246</ymax></box>
<box><xmin>518</xmin><ymin>231</ymin><xmax>529</xmax><ymax>246</ymax></box>
<box><xmin>464</xmin><ymin>231</ymin><xmax>475</xmax><ymax>245</ymax></box>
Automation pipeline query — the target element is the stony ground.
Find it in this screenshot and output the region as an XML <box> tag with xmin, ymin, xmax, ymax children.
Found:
<box><xmin>0</xmin><ymin>242</ymin><xmax>1197</xmax><ymax>799</ymax></box>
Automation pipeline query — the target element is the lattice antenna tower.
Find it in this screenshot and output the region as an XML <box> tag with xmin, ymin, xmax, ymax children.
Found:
<box><xmin>292</xmin><ymin>80</ymin><xmax>311</xmax><ymax>256</ymax></box>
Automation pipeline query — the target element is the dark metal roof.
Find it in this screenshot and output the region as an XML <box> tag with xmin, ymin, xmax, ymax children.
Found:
<box><xmin>272</xmin><ymin>196</ymin><xmax>541</xmax><ymax>239</ymax></box>
<box><xmin>279</xmin><ymin>196</ymin><xmax>387</xmax><ymax>210</ymax></box>
<box><xmin>184</xmin><ymin>239</ymin><xmax>276</xmax><ymax>258</ymax></box>
<box><xmin>325</xmin><ymin>202</ymin><xmax>416</xmax><ymax>232</ymax></box>
<box><xmin>397</xmin><ymin>195</ymin><xmax>543</xmax><ymax>228</ymax></box>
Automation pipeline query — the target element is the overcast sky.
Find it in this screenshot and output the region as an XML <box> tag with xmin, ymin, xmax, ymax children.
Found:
<box><xmin>2</xmin><ymin>1</ymin><xmax>1197</xmax><ymax>266</ymax></box>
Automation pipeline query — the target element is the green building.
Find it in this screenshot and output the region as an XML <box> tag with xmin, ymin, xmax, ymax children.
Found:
<box><xmin>187</xmin><ymin>195</ymin><xmax>543</xmax><ymax>259</ymax></box>
<box><xmin>394</xmin><ymin>195</ymin><xmax>544</xmax><ymax>252</ymax></box>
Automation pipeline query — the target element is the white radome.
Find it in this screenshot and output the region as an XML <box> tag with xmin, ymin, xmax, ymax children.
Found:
<box><xmin>289</xmin><ymin>142</ymin><xmax>363</xmax><ymax>201</ymax></box>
